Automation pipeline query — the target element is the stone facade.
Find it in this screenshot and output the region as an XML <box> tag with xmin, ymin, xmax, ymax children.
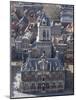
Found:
<box><xmin>20</xmin><ymin>13</ymin><xmax>65</xmax><ymax>93</ymax></box>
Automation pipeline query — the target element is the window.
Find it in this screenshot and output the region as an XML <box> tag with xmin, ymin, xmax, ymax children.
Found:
<box><xmin>43</xmin><ymin>30</ymin><xmax>46</xmax><ymax>39</ymax></box>
<box><xmin>47</xmin><ymin>30</ymin><xmax>49</xmax><ymax>38</ymax></box>
<box><xmin>51</xmin><ymin>82</ymin><xmax>56</xmax><ymax>88</ymax></box>
<box><xmin>42</xmin><ymin>77</ymin><xmax>45</xmax><ymax>81</ymax></box>
<box><xmin>43</xmin><ymin>21</ymin><xmax>46</xmax><ymax>25</ymax></box>
<box><xmin>31</xmin><ymin>83</ymin><xmax>36</xmax><ymax>89</ymax></box>
<box><xmin>46</xmin><ymin>83</ymin><xmax>49</xmax><ymax>89</ymax></box>
<box><xmin>58</xmin><ymin>82</ymin><xmax>63</xmax><ymax>88</ymax></box>
<box><xmin>38</xmin><ymin>83</ymin><xmax>41</xmax><ymax>90</ymax></box>
<box><xmin>38</xmin><ymin>75</ymin><xmax>42</xmax><ymax>81</ymax></box>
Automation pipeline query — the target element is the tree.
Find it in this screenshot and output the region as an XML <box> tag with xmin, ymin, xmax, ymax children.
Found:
<box><xmin>43</xmin><ymin>4</ymin><xmax>60</xmax><ymax>22</ymax></box>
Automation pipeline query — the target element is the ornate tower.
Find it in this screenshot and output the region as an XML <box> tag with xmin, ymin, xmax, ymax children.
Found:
<box><xmin>20</xmin><ymin>13</ymin><xmax>65</xmax><ymax>94</ymax></box>
<box><xmin>36</xmin><ymin>14</ymin><xmax>53</xmax><ymax>57</ymax></box>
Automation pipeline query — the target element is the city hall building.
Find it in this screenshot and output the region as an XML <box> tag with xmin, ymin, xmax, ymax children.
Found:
<box><xmin>20</xmin><ymin>13</ymin><xmax>65</xmax><ymax>93</ymax></box>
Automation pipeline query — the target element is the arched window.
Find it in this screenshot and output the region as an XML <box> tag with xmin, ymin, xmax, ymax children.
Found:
<box><xmin>47</xmin><ymin>30</ymin><xmax>49</xmax><ymax>39</ymax></box>
<box><xmin>43</xmin><ymin>30</ymin><xmax>46</xmax><ymax>40</ymax></box>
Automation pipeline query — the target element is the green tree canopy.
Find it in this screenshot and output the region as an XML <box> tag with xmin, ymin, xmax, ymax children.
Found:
<box><xmin>43</xmin><ymin>4</ymin><xmax>60</xmax><ymax>22</ymax></box>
